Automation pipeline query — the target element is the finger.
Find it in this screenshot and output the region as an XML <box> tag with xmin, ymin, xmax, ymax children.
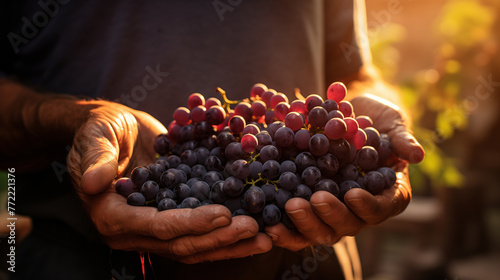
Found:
<box><xmin>310</xmin><ymin>191</ymin><xmax>365</xmax><ymax>236</ymax></box>
<box><xmin>106</xmin><ymin>215</ymin><xmax>259</xmax><ymax>256</ymax></box>
<box><xmin>387</xmin><ymin>124</ymin><xmax>425</xmax><ymax>164</ymax></box>
<box><xmin>284</xmin><ymin>198</ymin><xmax>337</xmax><ymax>246</ymax></box>
<box><xmin>265</xmin><ymin>223</ymin><xmax>309</xmax><ymax>251</ymax></box>
<box><xmin>179</xmin><ymin>233</ymin><xmax>273</xmax><ymax>264</ymax></box>
<box><xmin>93</xmin><ymin>195</ymin><xmax>233</xmax><ymax>240</ymax></box>
<box><xmin>344</xmin><ymin>164</ymin><xmax>411</xmax><ymax>224</ymax></box>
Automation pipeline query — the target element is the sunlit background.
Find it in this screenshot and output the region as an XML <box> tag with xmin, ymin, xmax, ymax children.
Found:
<box><xmin>357</xmin><ymin>0</ymin><xmax>500</xmax><ymax>279</ymax></box>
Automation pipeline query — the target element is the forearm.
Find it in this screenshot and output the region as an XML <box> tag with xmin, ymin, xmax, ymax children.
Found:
<box><xmin>0</xmin><ymin>78</ymin><xmax>97</xmax><ymax>170</ymax></box>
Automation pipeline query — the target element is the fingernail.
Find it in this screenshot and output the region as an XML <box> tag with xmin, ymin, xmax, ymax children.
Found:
<box><xmin>312</xmin><ymin>203</ymin><xmax>332</xmax><ymax>214</ymax></box>
<box><xmin>212</xmin><ymin>216</ymin><xmax>230</xmax><ymax>227</ymax></box>
<box><xmin>238</xmin><ymin>231</ymin><xmax>255</xmax><ymax>239</ymax></box>
<box><xmin>347</xmin><ymin>198</ymin><xmax>365</xmax><ymax>209</ymax></box>
<box><xmin>287</xmin><ymin>209</ymin><xmax>307</xmax><ymax>221</ymax></box>
<box><xmin>267</xmin><ymin>232</ymin><xmax>279</xmax><ymax>241</ymax></box>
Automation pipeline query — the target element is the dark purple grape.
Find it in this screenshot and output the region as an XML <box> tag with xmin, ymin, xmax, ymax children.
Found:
<box><xmin>205</xmin><ymin>155</ymin><xmax>222</xmax><ymax>171</ymax></box>
<box><xmin>377</xmin><ymin>134</ymin><xmax>393</xmax><ymax>164</ymax></box>
<box><xmin>305</xmin><ymin>94</ymin><xmax>324</xmax><ymax>113</ymax></box>
<box><xmin>295</xmin><ymin>152</ymin><xmax>316</xmax><ymax>173</ymax></box>
<box><xmin>115</xmin><ymin>178</ymin><xmax>139</xmax><ymax>198</ymax></box>
<box><xmin>274</xmin><ymin>126</ymin><xmax>295</xmax><ymax>148</ymax></box>
<box><xmin>262</xmin><ymin>160</ymin><xmax>280</xmax><ymax>179</ymax></box>
<box><xmin>328</xmin><ymin>110</ymin><xmax>344</xmax><ymax>120</ymax></box>
<box><xmin>302</xmin><ymin>166</ymin><xmax>322</xmax><ymax>188</ymax></box>
<box><xmin>166</xmin><ymin>155</ymin><xmax>181</xmax><ymax>168</ymax></box>
<box><xmin>155</xmin><ymin>158</ymin><xmax>171</xmax><ymax>170</ymax></box>
<box><xmin>149</xmin><ymin>163</ymin><xmax>166</xmax><ymax>183</ymax></box>
<box><xmin>131</xmin><ymin>166</ymin><xmax>150</xmax><ymax>187</ymax></box>
<box><xmin>256</xmin><ymin>131</ymin><xmax>273</xmax><ymax>150</ymax></box>
<box><xmin>182</xmin><ymin>140</ymin><xmax>198</xmax><ymax>151</ymax></box>
<box><xmin>201</xmin><ymin>200</ymin><xmax>213</xmax><ymax>206</ymax></box>
<box><xmin>205</xmin><ymin>106</ymin><xmax>226</xmax><ymax>125</ymax></box>
<box><xmin>340</xmin><ymin>164</ymin><xmax>359</xmax><ymax>181</ymax></box>
<box><xmin>315</xmin><ymin>179</ymin><xmax>339</xmax><ymax>197</ymax></box>
<box><xmin>275</xmin><ymin>189</ymin><xmax>292</xmax><ymax>208</ymax></box>
<box><xmin>176</xmin><ymin>163</ymin><xmax>191</xmax><ymax>178</ymax></box>
<box><xmin>217</xmin><ymin>132</ymin><xmax>235</xmax><ymax>149</ymax></box>
<box><xmin>231</xmin><ymin>159</ymin><xmax>250</xmax><ymax>180</ymax></box>
<box><xmin>191</xmin><ymin>180</ymin><xmax>210</xmax><ymax>201</ymax></box>
<box><xmin>242</xmin><ymin>124</ymin><xmax>260</xmax><ymax>136</ymax></box>
<box><xmin>356</xmin><ymin>146</ymin><xmax>379</xmax><ymax>171</ymax></box>
<box><xmin>156</xmin><ymin>188</ymin><xmax>176</xmax><ymax>204</ymax></box>
<box><xmin>200</xmin><ymin>135</ymin><xmax>217</xmax><ymax>150</ymax></box>
<box><xmin>127</xmin><ymin>192</ymin><xmax>146</xmax><ymax>206</ymax></box>
<box><xmin>180</xmin><ymin>124</ymin><xmax>195</xmax><ymax>142</ymax></box>
<box><xmin>233</xmin><ymin>208</ymin><xmax>251</xmax><ymax>217</ymax></box>
<box><xmin>180</xmin><ymin>150</ymin><xmax>197</xmax><ymax>166</ymax></box>
<box><xmin>202</xmin><ymin>171</ymin><xmax>224</xmax><ymax>187</ymax></box>
<box><xmin>171</xmin><ymin>144</ymin><xmax>183</xmax><ymax>156</ymax></box>
<box><xmin>158</xmin><ymin>198</ymin><xmax>177</xmax><ymax>211</ymax></box>
<box><xmin>278</xmin><ymin>172</ymin><xmax>299</xmax><ymax>191</ymax></box>
<box><xmin>263</xmin><ymin>204</ymin><xmax>281</xmax><ymax>226</ymax></box>
<box><xmin>364</xmin><ymin>171</ymin><xmax>385</xmax><ymax>195</ymax></box>
<box><xmin>194</xmin><ymin>121</ymin><xmax>214</xmax><ymax>139</ymax></box>
<box><xmin>321</xmin><ymin>99</ymin><xmax>339</xmax><ymax>112</ymax></box>
<box><xmin>154</xmin><ymin>134</ymin><xmax>170</xmax><ymax>155</ymax></box>
<box><xmin>186</xmin><ymin>177</ymin><xmax>201</xmax><ymax>187</ymax></box>
<box><xmin>243</xmin><ymin>186</ymin><xmax>266</xmax><ymax>214</ymax></box>
<box><xmin>223</xmin><ymin>176</ymin><xmax>244</xmax><ymax>197</ymax></box>
<box><xmin>249</xmin><ymin>161</ymin><xmax>263</xmax><ymax>179</ymax></box>
<box><xmin>174</xmin><ymin>183</ymin><xmax>192</xmax><ymax>201</ymax></box>
<box><xmin>229</xmin><ymin>115</ymin><xmax>246</xmax><ymax>135</ymax></box>
<box><xmin>261</xmin><ymin>184</ymin><xmax>276</xmax><ymax>202</ymax></box>
<box><xmin>209</xmin><ymin>180</ymin><xmax>228</xmax><ymax>204</ymax></box>
<box><xmin>191</xmin><ymin>164</ymin><xmax>207</xmax><ymax>178</ymax></box>
<box><xmin>308</xmin><ymin>106</ymin><xmax>329</xmax><ymax>128</ymax></box>
<box><xmin>280</xmin><ymin>160</ymin><xmax>297</xmax><ymax>174</ymax></box>
<box><xmin>225</xmin><ymin>142</ymin><xmax>246</xmax><ymax>161</ymax></box>
<box><xmin>294</xmin><ymin>184</ymin><xmax>312</xmax><ymax>200</ymax></box>
<box><xmin>267</xmin><ymin>121</ymin><xmax>285</xmax><ymax>139</ymax></box>
<box><xmin>309</xmin><ymin>133</ymin><xmax>329</xmax><ymax>157</ymax></box>
<box><xmin>180</xmin><ymin>197</ymin><xmax>201</xmax><ymax>208</ymax></box>
<box><xmin>364</xmin><ymin>127</ymin><xmax>381</xmax><ymax>148</ymax></box>
<box><xmin>339</xmin><ymin>180</ymin><xmax>362</xmax><ymax>202</ymax></box>
<box><xmin>140</xmin><ymin>180</ymin><xmax>160</xmax><ymax>201</ymax></box>
<box><xmin>259</xmin><ymin>145</ymin><xmax>279</xmax><ymax>162</ymax></box>
<box><xmin>377</xmin><ymin>167</ymin><xmax>397</xmax><ymax>189</ymax></box>
<box><xmin>316</xmin><ymin>153</ymin><xmax>339</xmax><ymax>178</ymax></box>
<box><xmin>328</xmin><ymin>139</ymin><xmax>351</xmax><ymax>166</ymax></box>
<box><xmin>294</xmin><ymin>129</ymin><xmax>311</xmax><ymax>150</ymax></box>
<box><xmin>195</xmin><ymin>147</ymin><xmax>210</xmax><ymax>165</ymax></box>
<box><xmin>210</xmin><ymin>146</ymin><xmax>226</xmax><ymax>165</ymax></box>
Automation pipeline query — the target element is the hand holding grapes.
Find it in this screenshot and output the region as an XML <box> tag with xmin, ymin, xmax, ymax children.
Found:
<box><xmin>265</xmin><ymin>89</ymin><xmax>424</xmax><ymax>251</ymax></box>
<box><xmin>67</xmin><ymin>100</ymin><xmax>272</xmax><ymax>263</ymax></box>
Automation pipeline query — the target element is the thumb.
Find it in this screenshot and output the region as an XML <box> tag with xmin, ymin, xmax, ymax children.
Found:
<box><xmin>81</xmin><ymin>151</ymin><xmax>119</xmax><ymax>195</ymax></box>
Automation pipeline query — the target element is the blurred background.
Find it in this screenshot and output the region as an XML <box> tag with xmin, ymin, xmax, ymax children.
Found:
<box><xmin>1</xmin><ymin>0</ymin><xmax>499</xmax><ymax>279</ymax></box>
<box><xmin>357</xmin><ymin>0</ymin><xmax>500</xmax><ymax>279</ymax></box>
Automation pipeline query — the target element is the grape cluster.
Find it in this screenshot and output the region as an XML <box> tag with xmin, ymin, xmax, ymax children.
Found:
<box><xmin>116</xmin><ymin>82</ymin><xmax>398</xmax><ymax>231</ymax></box>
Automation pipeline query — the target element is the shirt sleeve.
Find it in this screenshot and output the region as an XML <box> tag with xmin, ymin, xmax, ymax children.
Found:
<box><xmin>324</xmin><ymin>0</ymin><xmax>370</xmax><ymax>83</ymax></box>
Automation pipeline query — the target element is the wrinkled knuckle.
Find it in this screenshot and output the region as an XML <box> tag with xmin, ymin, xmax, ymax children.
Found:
<box><xmin>170</xmin><ymin>240</ymin><xmax>197</xmax><ymax>257</ymax></box>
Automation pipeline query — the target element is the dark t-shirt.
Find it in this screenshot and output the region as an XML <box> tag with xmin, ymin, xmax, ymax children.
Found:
<box><xmin>1</xmin><ymin>0</ymin><xmax>364</xmax><ymax>279</ymax></box>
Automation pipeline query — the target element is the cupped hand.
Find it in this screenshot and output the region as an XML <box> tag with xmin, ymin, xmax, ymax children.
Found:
<box><xmin>266</xmin><ymin>94</ymin><xmax>424</xmax><ymax>251</ymax></box>
<box><xmin>67</xmin><ymin>100</ymin><xmax>272</xmax><ymax>263</ymax></box>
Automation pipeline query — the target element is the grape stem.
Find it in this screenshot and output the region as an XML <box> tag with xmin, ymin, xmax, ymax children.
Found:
<box><xmin>215</xmin><ymin>87</ymin><xmax>239</xmax><ymax>111</ymax></box>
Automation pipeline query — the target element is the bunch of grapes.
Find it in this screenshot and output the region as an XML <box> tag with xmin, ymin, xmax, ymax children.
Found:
<box><xmin>115</xmin><ymin>82</ymin><xmax>398</xmax><ymax>231</ymax></box>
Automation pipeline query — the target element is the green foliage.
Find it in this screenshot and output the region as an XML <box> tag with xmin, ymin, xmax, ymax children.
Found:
<box><xmin>369</xmin><ymin>0</ymin><xmax>495</xmax><ymax>192</ymax></box>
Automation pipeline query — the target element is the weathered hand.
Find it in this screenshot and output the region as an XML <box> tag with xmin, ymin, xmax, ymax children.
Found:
<box><xmin>266</xmin><ymin>94</ymin><xmax>424</xmax><ymax>251</ymax></box>
<box><xmin>67</xmin><ymin>100</ymin><xmax>272</xmax><ymax>263</ymax></box>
